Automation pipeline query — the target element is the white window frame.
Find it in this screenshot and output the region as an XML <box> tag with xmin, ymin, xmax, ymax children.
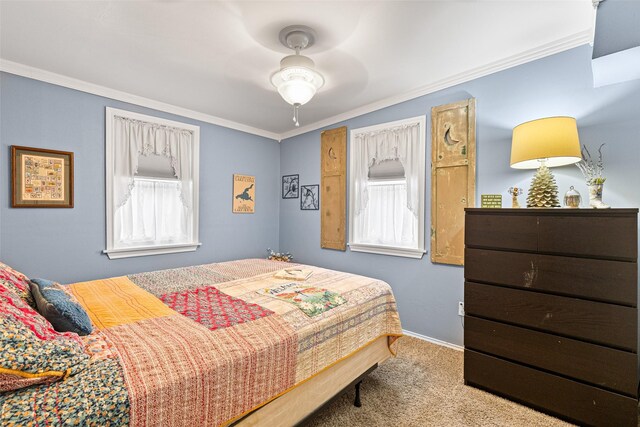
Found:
<box><xmin>348</xmin><ymin>115</ymin><xmax>427</xmax><ymax>259</ymax></box>
<box><xmin>104</xmin><ymin>107</ymin><xmax>201</xmax><ymax>259</ymax></box>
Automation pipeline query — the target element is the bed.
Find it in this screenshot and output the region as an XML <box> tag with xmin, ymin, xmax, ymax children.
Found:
<box><xmin>0</xmin><ymin>258</ymin><xmax>402</xmax><ymax>426</ymax></box>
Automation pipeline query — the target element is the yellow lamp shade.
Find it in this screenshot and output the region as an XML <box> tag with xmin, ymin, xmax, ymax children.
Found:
<box><xmin>510</xmin><ymin>116</ymin><xmax>581</xmax><ymax>169</ymax></box>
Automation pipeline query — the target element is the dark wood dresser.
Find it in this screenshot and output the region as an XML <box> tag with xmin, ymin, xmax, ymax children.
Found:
<box><xmin>464</xmin><ymin>208</ymin><xmax>639</xmax><ymax>426</ymax></box>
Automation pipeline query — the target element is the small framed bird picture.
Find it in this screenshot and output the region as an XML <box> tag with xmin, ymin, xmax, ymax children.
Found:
<box><xmin>282</xmin><ymin>174</ymin><xmax>299</xmax><ymax>199</ymax></box>
<box><xmin>300</xmin><ymin>184</ymin><xmax>319</xmax><ymax>210</ymax></box>
<box><xmin>233</xmin><ymin>174</ymin><xmax>255</xmax><ymax>213</ymax></box>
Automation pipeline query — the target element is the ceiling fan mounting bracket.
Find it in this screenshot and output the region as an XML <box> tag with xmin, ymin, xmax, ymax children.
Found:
<box><xmin>279</xmin><ymin>25</ymin><xmax>317</xmax><ymax>51</ymax></box>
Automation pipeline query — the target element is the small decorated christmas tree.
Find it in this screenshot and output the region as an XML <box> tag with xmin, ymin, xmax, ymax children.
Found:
<box><xmin>526</xmin><ymin>165</ymin><xmax>560</xmax><ymax>208</ymax></box>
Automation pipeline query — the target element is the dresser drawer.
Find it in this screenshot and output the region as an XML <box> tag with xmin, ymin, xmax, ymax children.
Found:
<box><xmin>464</xmin><ymin>316</ymin><xmax>638</xmax><ymax>396</ymax></box>
<box><xmin>538</xmin><ymin>215</ymin><xmax>637</xmax><ymax>261</ymax></box>
<box><xmin>465</xmin><ymin>248</ymin><xmax>637</xmax><ymax>305</ymax></box>
<box><xmin>465</xmin><ymin>350</ymin><xmax>638</xmax><ymax>427</ymax></box>
<box><xmin>465</xmin><ymin>213</ymin><xmax>538</xmax><ymax>251</ymax></box>
<box><xmin>465</xmin><ymin>282</ymin><xmax>637</xmax><ymax>351</ymax></box>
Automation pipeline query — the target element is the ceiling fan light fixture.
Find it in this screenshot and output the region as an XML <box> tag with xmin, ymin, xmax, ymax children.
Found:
<box><xmin>271</xmin><ymin>26</ymin><xmax>325</xmax><ymax>127</ymax></box>
<box><xmin>270</xmin><ymin>59</ymin><xmax>324</xmax><ymax>106</ymax></box>
<box><xmin>274</xmin><ymin>77</ymin><xmax>317</xmax><ymax>106</ymax></box>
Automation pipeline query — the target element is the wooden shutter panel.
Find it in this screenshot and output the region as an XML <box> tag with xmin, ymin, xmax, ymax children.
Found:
<box><xmin>431</xmin><ymin>98</ymin><xmax>476</xmax><ymax>265</ymax></box>
<box><xmin>321</xmin><ymin>126</ymin><xmax>347</xmax><ymax>250</ymax></box>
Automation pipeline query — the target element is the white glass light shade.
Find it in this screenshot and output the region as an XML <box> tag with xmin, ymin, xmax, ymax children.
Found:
<box><xmin>275</xmin><ymin>76</ymin><xmax>317</xmax><ymax>105</ymax></box>
<box><xmin>271</xmin><ymin>54</ymin><xmax>324</xmax><ymax>106</ymax></box>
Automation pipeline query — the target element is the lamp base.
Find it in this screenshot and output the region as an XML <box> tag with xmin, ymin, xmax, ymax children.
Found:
<box><xmin>526</xmin><ymin>165</ymin><xmax>560</xmax><ymax>208</ymax></box>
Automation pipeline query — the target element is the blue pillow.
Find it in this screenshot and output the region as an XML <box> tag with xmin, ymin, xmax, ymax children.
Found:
<box><xmin>29</xmin><ymin>278</ymin><xmax>93</xmax><ymax>336</ymax></box>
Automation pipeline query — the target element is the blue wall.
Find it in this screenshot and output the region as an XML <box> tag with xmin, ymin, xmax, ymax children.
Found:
<box><xmin>0</xmin><ymin>73</ymin><xmax>280</xmax><ymax>283</ymax></box>
<box><xmin>279</xmin><ymin>45</ymin><xmax>640</xmax><ymax>346</ymax></box>
<box><xmin>2</xmin><ymin>44</ymin><xmax>640</xmax><ymax>346</ymax></box>
<box><xmin>593</xmin><ymin>0</ymin><xmax>640</xmax><ymax>58</ymax></box>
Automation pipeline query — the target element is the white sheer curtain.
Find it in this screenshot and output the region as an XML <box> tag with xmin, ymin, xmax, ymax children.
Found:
<box><xmin>355</xmin><ymin>182</ymin><xmax>417</xmax><ymax>247</ymax></box>
<box><xmin>352</xmin><ymin>123</ymin><xmax>421</xmax><ymax>217</ymax></box>
<box><xmin>115</xmin><ymin>179</ymin><xmax>189</xmax><ymax>246</ymax></box>
<box><xmin>112</xmin><ymin>116</ymin><xmax>194</xmax><ymax>209</ymax></box>
<box><xmin>111</xmin><ymin>115</ymin><xmax>195</xmax><ymax>249</ymax></box>
<box><xmin>351</xmin><ymin>121</ymin><xmax>422</xmax><ymax>249</ymax></box>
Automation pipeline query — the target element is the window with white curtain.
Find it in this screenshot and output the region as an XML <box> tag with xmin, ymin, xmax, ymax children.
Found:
<box><xmin>104</xmin><ymin>108</ymin><xmax>200</xmax><ymax>259</ymax></box>
<box><xmin>117</xmin><ymin>177</ymin><xmax>188</xmax><ymax>246</ymax></box>
<box><xmin>349</xmin><ymin>116</ymin><xmax>426</xmax><ymax>258</ymax></box>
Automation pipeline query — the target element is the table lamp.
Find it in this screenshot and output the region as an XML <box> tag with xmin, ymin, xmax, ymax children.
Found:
<box><xmin>510</xmin><ymin>117</ymin><xmax>581</xmax><ymax>208</ymax></box>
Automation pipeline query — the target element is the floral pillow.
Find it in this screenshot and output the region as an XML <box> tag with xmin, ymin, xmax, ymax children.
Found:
<box><xmin>0</xmin><ymin>262</ymin><xmax>35</xmax><ymax>308</ymax></box>
<box><xmin>0</xmin><ymin>283</ymin><xmax>89</xmax><ymax>392</ymax></box>
<box><xmin>30</xmin><ymin>278</ymin><xmax>93</xmax><ymax>336</ymax></box>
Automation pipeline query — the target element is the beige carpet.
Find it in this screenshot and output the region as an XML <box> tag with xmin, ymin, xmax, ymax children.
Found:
<box><xmin>303</xmin><ymin>336</ymin><xmax>574</xmax><ymax>427</ymax></box>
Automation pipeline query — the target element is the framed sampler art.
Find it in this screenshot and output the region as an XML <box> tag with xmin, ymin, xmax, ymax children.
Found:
<box><xmin>11</xmin><ymin>146</ymin><xmax>74</xmax><ymax>208</ymax></box>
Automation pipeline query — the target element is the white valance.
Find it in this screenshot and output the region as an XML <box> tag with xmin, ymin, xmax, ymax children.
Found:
<box><xmin>352</xmin><ymin>123</ymin><xmax>421</xmax><ymax>217</ymax></box>
<box><xmin>113</xmin><ymin>116</ymin><xmax>194</xmax><ymax>209</ymax></box>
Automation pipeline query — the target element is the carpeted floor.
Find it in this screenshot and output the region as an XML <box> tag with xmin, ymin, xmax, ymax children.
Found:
<box><xmin>303</xmin><ymin>336</ymin><xmax>575</xmax><ymax>427</ymax></box>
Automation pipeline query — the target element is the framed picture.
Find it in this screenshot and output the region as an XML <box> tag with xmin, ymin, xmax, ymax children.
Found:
<box><xmin>11</xmin><ymin>145</ymin><xmax>74</xmax><ymax>208</ymax></box>
<box><xmin>232</xmin><ymin>174</ymin><xmax>255</xmax><ymax>213</ymax></box>
<box><xmin>282</xmin><ymin>174</ymin><xmax>299</xmax><ymax>199</ymax></box>
<box><xmin>300</xmin><ymin>184</ymin><xmax>319</xmax><ymax>210</ymax></box>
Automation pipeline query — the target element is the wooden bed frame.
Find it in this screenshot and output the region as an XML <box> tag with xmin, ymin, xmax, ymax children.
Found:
<box><xmin>230</xmin><ymin>336</ymin><xmax>394</xmax><ymax>426</ymax></box>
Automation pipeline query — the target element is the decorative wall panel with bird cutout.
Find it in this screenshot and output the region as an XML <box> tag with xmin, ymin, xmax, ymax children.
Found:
<box><xmin>321</xmin><ymin>126</ymin><xmax>347</xmax><ymax>250</ymax></box>
<box><xmin>431</xmin><ymin>98</ymin><xmax>476</xmax><ymax>265</ymax></box>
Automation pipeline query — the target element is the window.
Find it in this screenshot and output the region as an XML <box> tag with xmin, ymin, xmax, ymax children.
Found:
<box><xmin>117</xmin><ymin>177</ymin><xmax>188</xmax><ymax>246</ymax></box>
<box><xmin>348</xmin><ymin>116</ymin><xmax>426</xmax><ymax>258</ymax></box>
<box><xmin>104</xmin><ymin>108</ymin><xmax>200</xmax><ymax>259</ymax></box>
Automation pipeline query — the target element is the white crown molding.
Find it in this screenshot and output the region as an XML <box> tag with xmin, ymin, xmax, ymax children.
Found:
<box><xmin>0</xmin><ymin>60</ymin><xmax>280</xmax><ymax>141</ymax></box>
<box><xmin>1</xmin><ymin>29</ymin><xmax>591</xmax><ymax>143</ymax></box>
<box><xmin>279</xmin><ymin>29</ymin><xmax>593</xmax><ymax>141</ymax></box>
<box><xmin>402</xmin><ymin>329</ymin><xmax>464</xmax><ymax>352</ymax></box>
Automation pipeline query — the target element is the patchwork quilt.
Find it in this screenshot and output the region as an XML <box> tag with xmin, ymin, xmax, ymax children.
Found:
<box><xmin>1</xmin><ymin>259</ymin><xmax>402</xmax><ymax>426</ymax></box>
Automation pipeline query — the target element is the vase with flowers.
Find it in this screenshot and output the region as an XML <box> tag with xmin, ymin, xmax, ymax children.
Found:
<box><xmin>575</xmin><ymin>143</ymin><xmax>610</xmax><ymax>209</ymax></box>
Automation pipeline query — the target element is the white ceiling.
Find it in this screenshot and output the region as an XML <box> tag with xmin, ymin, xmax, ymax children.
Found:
<box><xmin>0</xmin><ymin>1</ymin><xmax>594</xmax><ymax>140</ymax></box>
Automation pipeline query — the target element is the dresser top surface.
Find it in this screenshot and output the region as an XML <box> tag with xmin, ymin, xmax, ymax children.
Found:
<box><xmin>466</xmin><ymin>208</ymin><xmax>639</xmax><ymax>216</ymax></box>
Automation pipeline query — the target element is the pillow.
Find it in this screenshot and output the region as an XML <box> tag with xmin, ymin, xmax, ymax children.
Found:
<box><xmin>0</xmin><ymin>283</ymin><xmax>89</xmax><ymax>392</ymax></box>
<box><xmin>0</xmin><ymin>261</ymin><xmax>35</xmax><ymax>308</ymax></box>
<box><xmin>30</xmin><ymin>278</ymin><xmax>93</xmax><ymax>336</ymax></box>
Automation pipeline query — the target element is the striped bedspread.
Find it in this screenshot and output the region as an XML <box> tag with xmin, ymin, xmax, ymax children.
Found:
<box><xmin>1</xmin><ymin>259</ymin><xmax>402</xmax><ymax>426</ymax></box>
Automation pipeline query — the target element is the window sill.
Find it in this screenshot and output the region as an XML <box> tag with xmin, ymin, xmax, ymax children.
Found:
<box><xmin>103</xmin><ymin>242</ymin><xmax>202</xmax><ymax>259</ymax></box>
<box><xmin>348</xmin><ymin>243</ymin><xmax>426</xmax><ymax>259</ymax></box>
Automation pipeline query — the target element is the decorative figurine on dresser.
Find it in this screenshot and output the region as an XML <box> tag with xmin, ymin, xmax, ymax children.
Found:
<box><xmin>463</xmin><ymin>208</ymin><xmax>638</xmax><ymax>426</ymax></box>
<box><xmin>576</xmin><ymin>143</ymin><xmax>610</xmax><ymax>209</ymax></box>
<box><xmin>563</xmin><ymin>186</ymin><xmax>582</xmax><ymax>208</ymax></box>
<box><xmin>508</xmin><ymin>187</ymin><xmax>523</xmax><ymax>208</ymax></box>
